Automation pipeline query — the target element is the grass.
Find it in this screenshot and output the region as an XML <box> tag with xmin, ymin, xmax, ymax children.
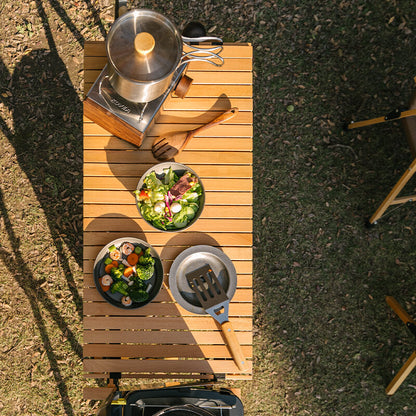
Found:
<box><xmin>0</xmin><ymin>0</ymin><xmax>416</xmax><ymax>415</ymax></box>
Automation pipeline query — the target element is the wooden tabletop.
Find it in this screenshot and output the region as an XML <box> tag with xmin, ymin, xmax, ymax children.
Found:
<box><xmin>83</xmin><ymin>41</ymin><xmax>253</xmax><ymax>395</ymax></box>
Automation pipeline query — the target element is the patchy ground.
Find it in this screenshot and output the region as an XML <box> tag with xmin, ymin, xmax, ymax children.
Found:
<box><xmin>1</xmin><ymin>0</ymin><xmax>416</xmax><ymax>415</ymax></box>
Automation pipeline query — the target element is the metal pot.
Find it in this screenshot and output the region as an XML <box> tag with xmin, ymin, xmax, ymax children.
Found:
<box><xmin>106</xmin><ymin>9</ymin><xmax>223</xmax><ymax>103</ymax></box>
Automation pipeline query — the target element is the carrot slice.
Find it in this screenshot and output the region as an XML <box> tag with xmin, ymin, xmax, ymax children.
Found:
<box><xmin>105</xmin><ymin>263</ymin><xmax>115</xmax><ymax>274</ymax></box>
<box><xmin>127</xmin><ymin>253</ymin><xmax>139</xmax><ymax>266</ymax></box>
<box><xmin>124</xmin><ymin>267</ymin><xmax>134</xmax><ymax>277</ymax></box>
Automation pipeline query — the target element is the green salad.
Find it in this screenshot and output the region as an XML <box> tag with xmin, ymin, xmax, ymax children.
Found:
<box><xmin>135</xmin><ymin>167</ymin><xmax>203</xmax><ymax>231</ymax></box>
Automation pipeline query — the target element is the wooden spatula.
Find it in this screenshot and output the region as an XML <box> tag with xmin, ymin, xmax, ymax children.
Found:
<box><xmin>152</xmin><ymin>107</ymin><xmax>238</xmax><ymax>161</ymax></box>
<box><xmin>186</xmin><ymin>264</ymin><xmax>247</xmax><ymax>371</ymax></box>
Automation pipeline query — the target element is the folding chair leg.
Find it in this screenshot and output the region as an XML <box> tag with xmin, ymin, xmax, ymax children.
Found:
<box><xmin>346</xmin><ymin>108</ymin><xmax>416</xmax><ymax>130</ymax></box>
<box><xmin>346</xmin><ymin>76</ymin><xmax>416</xmax><ymax>224</ymax></box>
<box><xmin>368</xmin><ymin>158</ymin><xmax>416</xmax><ymax>224</ymax></box>
<box><xmin>385</xmin><ymin>296</ymin><xmax>416</xmax><ymax>395</ymax></box>
<box><xmin>386</xmin><ymin>296</ymin><xmax>415</xmax><ymax>323</ymax></box>
<box><xmin>386</xmin><ymin>351</ymin><xmax>416</xmax><ymax>395</ymax></box>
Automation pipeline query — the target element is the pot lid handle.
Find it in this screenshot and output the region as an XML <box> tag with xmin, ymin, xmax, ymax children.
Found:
<box><xmin>134</xmin><ymin>32</ymin><xmax>155</xmax><ymax>55</ymax></box>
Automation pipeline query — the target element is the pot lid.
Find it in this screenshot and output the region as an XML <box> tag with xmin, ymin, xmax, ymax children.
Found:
<box><xmin>106</xmin><ymin>9</ymin><xmax>183</xmax><ymax>83</ymax></box>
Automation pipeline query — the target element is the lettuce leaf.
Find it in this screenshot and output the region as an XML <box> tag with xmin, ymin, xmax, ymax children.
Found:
<box><xmin>172</xmin><ymin>205</ymin><xmax>196</xmax><ymax>228</ymax></box>
<box><xmin>150</xmin><ymin>190</ymin><xmax>166</xmax><ymax>203</ymax></box>
<box><xmin>140</xmin><ymin>205</ymin><xmax>164</xmax><ymax>224</ymax></box>
<box><xmin>144</xmin><ymin>172</ymin><xmax>163</xmax><ymax>189</ymax></box>
<box><xmin>182</xmin><ymin>183</ymin><xmax>202</xmax><ymax>202</ymax></box>
<box><xmin>163</xmin><ymin>167</ymin><xmax>179</xmax><ymax>188</ymax></box>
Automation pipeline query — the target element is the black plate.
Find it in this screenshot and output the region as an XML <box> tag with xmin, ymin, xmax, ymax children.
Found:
<box><xmin>93</xmin><ymin>237</ymin><xmax>164</xmax><ymax>309</ymax></box>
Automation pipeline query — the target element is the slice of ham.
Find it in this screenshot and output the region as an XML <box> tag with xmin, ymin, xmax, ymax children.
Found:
<box><xmin>169</xmin><ymin>172</ymin><xmax>197</xmax><ymax>199</ymax></box>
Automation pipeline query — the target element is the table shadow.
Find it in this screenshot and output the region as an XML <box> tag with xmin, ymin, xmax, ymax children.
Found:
<box><xmin>159</xmin><ymin>92</ymin><xmax>233</xmax><ymax>124</ymax></box>
<box><xmin>160</xmin><ymin>232</ymin><xmax>222</xmax><ymax>279</ymax></box>
<box><xmin>0</xmin><ymin>190</ymin><xmax>82</xmax><ymax>416</ymax></box>
<box><xmin>0</xmin><ymin>2</ymin><xmax>105</xmax><ymax>415</ymax></box>
<box><xmin>103</xmin><ymin>94</ymin><xmax>233</xmax><ymax>193</ymax></box>
<box><xmin>83</xmin><ymin>213</ymin><xmax>147</xmax><ymax>245</ymax></box>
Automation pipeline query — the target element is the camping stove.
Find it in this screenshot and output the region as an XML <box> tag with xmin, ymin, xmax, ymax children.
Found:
<box><xmin>83</xmin><ymin>63</ymin><xmax>190</xmax><ymax>148</ymax></box>
<box><xmin>96</xmin><ymin>385</ymin><xmax>244</xmax><ymax>416</ymax></box>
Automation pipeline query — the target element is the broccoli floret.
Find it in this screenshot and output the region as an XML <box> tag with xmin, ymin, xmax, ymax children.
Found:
<box><xmin>110</xmin><ymin>268</ymin><xmax>123</xmax><ymax>280</ymax></box>
<box><xmin>138</xmin><ymin>250</ymin><xmax>155</xmax><ymax>266</ymax></box>
<box><xmin>110</xmin><ymin>281</ymin><xmax>129</xmax><ymax>296</ymax></box>
<box><xmin>129</xmin><ymin>289</ymin><xmax>149</xmax><ymax>303</ymax></box>
<box><xmin>136</xmin><ymin>263</ymin><xmax>154</xmax><ymax>281</ymax></box>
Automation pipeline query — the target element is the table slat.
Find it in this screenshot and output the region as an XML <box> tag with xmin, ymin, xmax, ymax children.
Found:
<box><xmin>83</xmin><ymin>301</ymin><xmax>253</xmax><ymax>318</ymax></box>
<box><xmin>83</xmin><ymin>232</ymin><xmax>253</xmax><ymax>247</ymax></box>
<box><xmin>83</xmin><ymin>329</ymin><xmax>252</xmax><ymax>345</ymax></box>
<box><xmin>84</xmin><ymin>358</ymin><xmax>252</xmax><ymax>374</ymax></box>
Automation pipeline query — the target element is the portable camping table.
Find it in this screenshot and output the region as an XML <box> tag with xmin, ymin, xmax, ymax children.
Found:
<box><xmin>82</xmin><ymin>41</ymin><xmax>253</xmax><ymax>400</ymax></box>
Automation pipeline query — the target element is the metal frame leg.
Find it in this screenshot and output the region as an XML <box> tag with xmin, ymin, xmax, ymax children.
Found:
<box><xmin>368</xmin><ymin>159</ymin><xmax>416</xmax><ymax>224</ymax></box>
<box><xmin>385</xmin><ymin>296</ymin><xmax>416</xmax><ymax>395</ymax></box>
<box><xmin>346</xmin><ymin>108</ymin><xmax>416</xmax><ymax>130</ymax></box>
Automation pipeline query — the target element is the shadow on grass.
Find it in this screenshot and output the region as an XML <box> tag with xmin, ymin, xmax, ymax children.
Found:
<box><xmin>0</xmin><ymin>191</ymin><xmax>82</xmax><ymax>416</ymax></box>
<box><xmin>0</xmin><ymin>1</ymin><xmax>106</xmax><ymax>415</ymax></box>
<box><xmin>0</xmin><ymin>0</ymin><xmax>107</xmax><ymax>317</ymax></box>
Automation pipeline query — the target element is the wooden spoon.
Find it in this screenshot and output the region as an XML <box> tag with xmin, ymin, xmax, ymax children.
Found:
<box><xmin>152</xmin><ymin>107</ymin><xmax>238</xmax><ymax>161</ymax></box>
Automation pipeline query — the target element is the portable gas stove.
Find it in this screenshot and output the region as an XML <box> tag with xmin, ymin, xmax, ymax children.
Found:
<box><xmin>96</xmin><ymin>385</ymin><xmax>244</xmax><ymax>416</ymax></box>
<box><xmin>84</xmin><ymin>62</ymin><xmax>190</xmax><ymax>147</ymax></box>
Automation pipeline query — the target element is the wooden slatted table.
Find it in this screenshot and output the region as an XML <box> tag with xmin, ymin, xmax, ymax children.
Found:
<box><xmin>83</xmin><ymin>41</ymin><xmax>253</xmax><ymax>399</ymax></box>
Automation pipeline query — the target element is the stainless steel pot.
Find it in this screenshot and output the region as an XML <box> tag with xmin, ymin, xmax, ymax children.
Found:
<box><xmin>106</xmin><ymin>9</ymin><xmax>223</xmax><ymax>103</ymax></box>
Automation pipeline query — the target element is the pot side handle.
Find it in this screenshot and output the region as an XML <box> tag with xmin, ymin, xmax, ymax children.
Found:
<box><xmin>182</xmin><ymin>35</ymin><xmax>223</xmax><ymax>44</ymax></box>
<box><xmin>181</xmin><ymin>37</ymin><xmax>224</xmax><ymax>68</ymax></box>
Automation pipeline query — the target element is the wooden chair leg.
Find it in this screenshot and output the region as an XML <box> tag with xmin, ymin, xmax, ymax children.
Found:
<box><xmin>386</xmin><ymin>351</ymin><xmax>416</xmax><ymax>395</ymax></box>
<box><xmin>386</xmin><ymin>296</ymin><xmax>415</xmax><ymax>324</ymax></box>
<box><xmin>368</xmin><ymin>158</ymin><xmax>416</xmax><ymax>224</ymax></box>
<box><xmin>346</xmin><ymin>108</ymin><xmax>416</xmax><ymax>130</ymax></box>
<box><xmin>385</xmin><ymin>296</ymin><xmax>416</xmax><ymax>395</ymax></box>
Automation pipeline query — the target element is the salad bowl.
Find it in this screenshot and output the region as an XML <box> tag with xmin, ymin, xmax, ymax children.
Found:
<box><xmin>135</xmin><ymin>162</ymin><xmax>205</xmax><ymax>232</ymax></box>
